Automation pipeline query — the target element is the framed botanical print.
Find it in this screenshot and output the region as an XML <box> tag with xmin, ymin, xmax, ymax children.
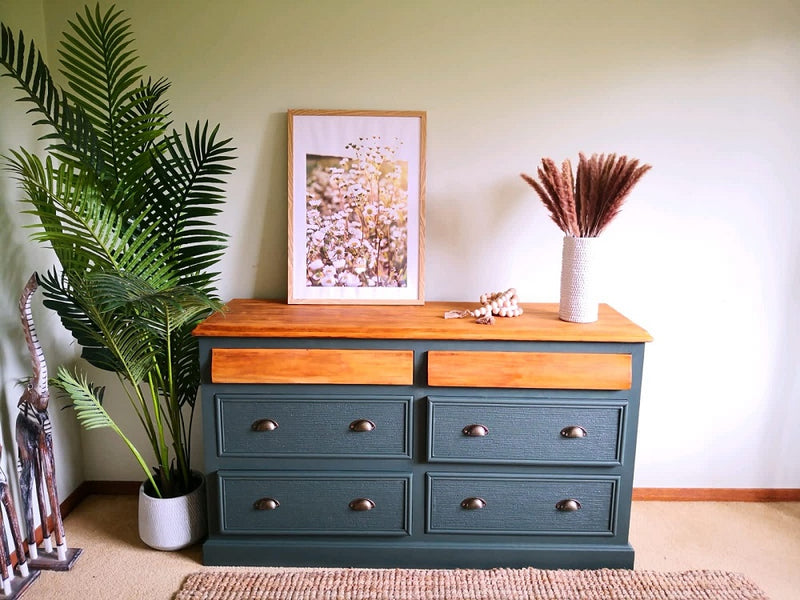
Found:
<box><xmin>288</xmin><ymin>109</ymin><xmax>426</xmax><ymax>304</ymax></box>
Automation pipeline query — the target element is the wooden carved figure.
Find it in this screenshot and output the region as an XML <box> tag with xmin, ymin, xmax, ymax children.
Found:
<box><xmin>0</xmin><ymin>440</ymin><xmax>30</xmax><ymax>596</ymax></box>
<box><xmin>17</xmin><ymin>273</ymin><xmax>67</xmax><ymax>563</ymax></box>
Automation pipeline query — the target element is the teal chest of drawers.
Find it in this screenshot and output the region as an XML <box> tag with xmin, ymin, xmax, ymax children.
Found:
<box><xmin>194</xmin><ymin>300</ymin><xmax>651</xmax><ymax>568</ymax></box>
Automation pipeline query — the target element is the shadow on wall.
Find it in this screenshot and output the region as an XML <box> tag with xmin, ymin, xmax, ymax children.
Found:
<box><xmin>766</xmin><ymin>245</ymin><xmax>800</xmax><ymax>483</ymax></box>
<box><xmin>251</xmin><ymin>111</ymin><xmax>289</xmax><ymax>299</ymax></box>
<box><xmin>0</xmin><ymin>181</ymin><xmax>35</xmax><ymax>417</ymax></box>
<box><xmin>0</xmin><ymin>180</ymin><xmax>84</xmax><ymax>500</ymax></box>
<box><xmin>0</xmin><ymin>182</ymin><xmax>37</xmax><ymax>521</ymax></box>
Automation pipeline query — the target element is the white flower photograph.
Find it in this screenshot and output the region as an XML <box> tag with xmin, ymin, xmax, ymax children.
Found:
<box><xmin>288</xmin><ymin>110</ymin><xmax>425</xmax><ymax>304</ymax></box>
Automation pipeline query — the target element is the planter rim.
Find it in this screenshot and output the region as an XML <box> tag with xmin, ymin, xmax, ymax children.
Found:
<box><xmin>140</xmin><ymin>470</ymin><xmax>204</xmax><ymax>500</ymax></box>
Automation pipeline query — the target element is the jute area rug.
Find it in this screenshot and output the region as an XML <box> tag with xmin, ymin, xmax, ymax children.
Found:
<box><xmin>175</xmin><ymin>567</ymin><xmax>769</xmax><ymax>599</ymax></box>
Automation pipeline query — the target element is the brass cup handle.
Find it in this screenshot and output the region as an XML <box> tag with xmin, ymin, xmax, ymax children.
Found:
<box><xmin>251</xmin><ymin>418</ymin><xmax>279</xmax><ymax>432</ymax></box>
<box><xmin>460</xmin><ymin>497</ymin><xmax>487</xmax><ymax>510</ymax></box>
<box><xmin>349</xmin><ymin>419</ymin><xmax>376</xmax><ymax>432</ymax></box>
<box><xmin>555</xmin><ymin>498</ymin><xmax>582</xmax><ymax>512</ymax></box>
<box><xmin>462</xmin><ymin>424</ymin><xmax>489</xmax><ymax>437</ymax></box>
<box><xmin>348</xmin><ymin>498</ymin><xmax>375</xmax><ymax>511</ymax></box>
<box><xmin>253</xmin><ymin>497</ymin><xmax>280</xmax><ymax>511</ymax></box>
<box><xmin>560</xmin><ymin>425</ymin><xmax>587</xmax><ymax>438</ymax></box>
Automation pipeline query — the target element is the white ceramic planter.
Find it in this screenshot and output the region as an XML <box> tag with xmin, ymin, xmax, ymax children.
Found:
<box><xmin>559</xmin><ymin>235</ymin><xmax>598</xmax><ymax>323</ymax></box>
<box><xmin>138</xmin><ymin>472</ymin><xmax>207</xmax><ymax>551</ymax></box>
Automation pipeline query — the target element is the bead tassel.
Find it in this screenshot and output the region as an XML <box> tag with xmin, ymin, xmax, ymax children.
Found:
<box><xmin>444</xmin><ymin>289</ymin><xmax>523</xmax><ymax>324</ymax></box>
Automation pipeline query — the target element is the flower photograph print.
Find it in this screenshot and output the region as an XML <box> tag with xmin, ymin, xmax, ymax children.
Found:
<box><xmin>288</xmin><ymin>110</ymin><xmax>426</xmax><ymax>304</ymax></box>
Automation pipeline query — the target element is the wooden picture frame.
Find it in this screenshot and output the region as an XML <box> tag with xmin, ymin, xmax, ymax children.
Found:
<box><xmin>288</xmin><ymin>109</ymin><xmax>426</xmax><ymax>304</ymax></box>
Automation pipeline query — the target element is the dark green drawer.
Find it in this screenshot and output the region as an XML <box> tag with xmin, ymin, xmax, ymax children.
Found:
<box><xmin>217</xmin><ymin>394</ymin><xmax>412</xmax><ymax>458</ymax></box>
<box><xmin>219</xmin><ymin>472</ymin><xmax>412</xmax><ymax>535</ymax></box>
<box><xmin>427</xmin><ymin>397</ymin><xmax>624</xmax><ymax>465</ymax></box>
<box><xmin>426</xmin><ymin>474</ymin><xmax>617</xmax><ymax>535</ymax></box>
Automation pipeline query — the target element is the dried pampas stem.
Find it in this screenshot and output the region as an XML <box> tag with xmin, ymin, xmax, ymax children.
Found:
<box><xmin>521</xmin><ymin>153</ymin><xmax>651</xmax><ymax>237</ymax></box>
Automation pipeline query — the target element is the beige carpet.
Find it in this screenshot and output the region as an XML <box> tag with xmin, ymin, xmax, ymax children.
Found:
<box><xmin>175</xmin><ymin>567</ymin><xmax>768</xmax><ymax>600</ymax></box>
<box><xmin>23</xmin><ymin>496</ymin><xmax>800</xmax><ymax>599</ymax></box>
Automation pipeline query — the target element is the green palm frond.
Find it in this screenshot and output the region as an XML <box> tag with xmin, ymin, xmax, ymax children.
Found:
<box><xmin>38</xmin><ymin>270</ymin><xmax>158</xmax><ymax>383</ymax></box>
<box><xmin>88</xmin><ymin>271</ymin><xmax>222</xmax><ymax>336</ymax></box>
<box><xmin>134</xmin><ymin>77</ymin><xmax>172</xmax><ymax>125</ymax></box>
<box><xmin>121</xmin><ymin>76</ymin><xmax>172</xmax><ymax>184</ymax></box>
<box><xmin>38</xmin><ymin>269</ymin><xmax>119</xmax><ymax>372</ymax></box>
<box><xmin>93</xmin><ymin>317</ymin><xmax>156</xmax><ymax>384</ymax></box>
<box><xmin>10</xmin><ymin>149</ymin><xmax>115</xmax><ymax>272</ymax></box>
<box><xmin>60</xmin><ymin>5</ymin><xmax>144</xmax><ymax>123</ymax></box>
<box><xmin>59</xmin><ymin>4</ymin><xmax>168</xmax><ymax>188</ymax></box>
<box><xmin>145</xmin><ymin>122</ymin><xmax>235</xmax><ymax>288</ymax></box>
<box><xmin>0</xmin><ymin>22</ymin><xmax>102</xmax><ymax>171</ymax></box>
<box><xmin>170</xmin><ymin>325</ymin><xmax>202</xmax><ymax>411</ymax></box>
<box><xmin>54</xmin><ymin>367</ymin><xmax>109</xmax><ymax>430</ymax></box>
<box><xmin>79</xmin><ymin>282</ymin><xmax>158</xmax><ymax>384</ymax></box>
<box><xmin>8</xmin><ymin>149</ymin><xmax>175</xmax><ymax>280</ymax></box>
<box><xmin>55</xmin><ymin>367</ymin><xmax>162</xmax><ymax>496</ymax></box>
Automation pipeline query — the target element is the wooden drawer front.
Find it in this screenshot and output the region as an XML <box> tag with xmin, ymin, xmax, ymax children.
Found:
<box><xmin>217</xmin><ymin>395</ymin><xmax>411</xmax><ymax>458</ymax></box>
<box><xmin>211</xmin><ymin>348</ymin><xmax>414</xmax><ymax>385</ymax></box>
<box><xmin>427</xmin><ymin>351</ymin><xmax>631</xmax><ymax>390</ymax></box>
<box><xmin>427</xmin><ymin>398</ymin><xmax>624</xmax><ymax>465</ymax></box>
<box><xmin>427</xmin><ymin>474</ymin><xmax>617</xmax><ymax>535</ymax></box>
<box><xmin>219</xmin><ymin>472</ymin><xmax>411</xmax><ymax>535</ymax></box>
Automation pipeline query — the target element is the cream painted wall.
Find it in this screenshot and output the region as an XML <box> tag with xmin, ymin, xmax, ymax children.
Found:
<box><xmin>0</xmin><ymin>0</ymin><xmax>84</xmax><ymax>510</ymax></box>
<box><xmin>3</xmin><ymin>0</ymin><xmax>797</xmax><ymax>488</ymax></box>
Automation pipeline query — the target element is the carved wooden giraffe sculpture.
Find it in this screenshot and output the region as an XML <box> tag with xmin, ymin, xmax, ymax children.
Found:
<box><xmin>17</xmin><ymin>272</ymin><xmax>67</xmax><ymax>562</ymax></box>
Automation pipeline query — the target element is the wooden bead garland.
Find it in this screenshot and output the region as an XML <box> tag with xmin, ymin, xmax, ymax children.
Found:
<box><xmin>444</xmin><ymin>288</ymin><xmax>523</xmax><ymax>324</ymax></box>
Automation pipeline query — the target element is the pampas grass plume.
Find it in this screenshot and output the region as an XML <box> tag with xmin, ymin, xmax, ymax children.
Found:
<box><xmin>521</xmin><ymin>153</ymin><xmax>651</xmax><ymax>237</ymax></box>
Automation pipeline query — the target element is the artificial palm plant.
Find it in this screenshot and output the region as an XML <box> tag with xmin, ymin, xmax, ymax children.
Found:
<box><xmin>1</xmin><ymin>4</ymin><xmax>235</xmax><ymax>498</ymax></box>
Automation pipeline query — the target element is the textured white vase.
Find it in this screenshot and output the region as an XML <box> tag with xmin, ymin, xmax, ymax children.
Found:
<box><xmin>138</xmin><ymin>472</ymin><xmax>207</xmax><ymax>551</ymax></box>
<box><xmin>559</xmin><ymin>235</ymin><xmax>598</xmax><ymax>323</ymax></box>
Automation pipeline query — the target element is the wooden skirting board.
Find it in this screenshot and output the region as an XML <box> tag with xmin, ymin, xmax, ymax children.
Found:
<box><xmin>73</xmin><ymin>481</ymin><xmax>800</xmax><ymax>503</ymax></box>
<box><xmin>632</xmin><ymin>488</ymin><xmax>800</xmax><ymax>502</ymax></box>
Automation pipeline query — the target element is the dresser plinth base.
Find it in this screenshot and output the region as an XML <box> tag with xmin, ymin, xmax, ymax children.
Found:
<box><xmin>202</xmin><ymin>538</ymin><xmax>635</xmax><ymax>569</ymax></box>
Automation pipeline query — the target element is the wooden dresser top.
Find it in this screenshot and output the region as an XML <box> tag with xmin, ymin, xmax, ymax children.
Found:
<box><xmin>193</xmin><ymin>299</ymin><xmax>652</xmax><ymax>343</ymax></box>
